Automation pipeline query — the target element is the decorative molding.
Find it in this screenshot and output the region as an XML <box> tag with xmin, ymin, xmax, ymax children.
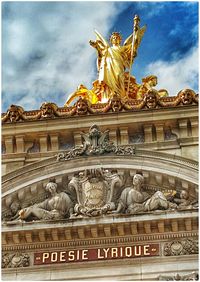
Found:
<box><xmin>2</xmin><ymin>253</ymin><xmax>30</xmax><ymax>268</ymax></box>
<box><xmin>2</xmin><ymin>232</ymin><xmax>198</xmax><ymax>252</ymax></box>
<box><xmin>163</xmin><ymin>239</ymin><xmax>198</xmax><ymax>256</ymax></box>
<box><xmin>2</xmin><ymin>149</ymin><xmax>197</xmax><ymax>190</ymax></box>
<box><xmin>56</xmin><ymin>125</ymin><xmax>135</xmax><ymax>161</ymax></box>
<box><xmin>1</xmin><ymin>92</ymin><xmax>198</xmax><ymax>123</ymax></box>
<box><xmin>158</xmin><ymin>271</ymin><xmax>198</xmax><ymax>281</ymax></box>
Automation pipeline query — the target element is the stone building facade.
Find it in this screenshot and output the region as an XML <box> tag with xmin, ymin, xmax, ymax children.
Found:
<box><xmin>1</xmin><ymin>90</ymin><xmax>198</xmax><ymax>280</ymax></box>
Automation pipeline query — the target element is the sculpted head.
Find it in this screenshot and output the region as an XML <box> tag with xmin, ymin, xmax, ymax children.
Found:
<box><xmin>110</xmin><ymin>94</ymin><xmax>122</xmax><ymax>112</ymax></box>
<box><xmin>45</xmin><ymin>182</ymin><xmax>58</xmax><ymax>194</ymax></box>
<box><xmin>178</xmin><ymin>89</ymin><xmax>195</xmax><ymax>105</ymax></box>
<box><xmin>180</xmin><ymin>190</ymin><xmax>189</xmax><ymax>200</ymax></box>
<box><xmin>133</xmin><ymin>174</ymin><xmax>144</xmax><ymax>188</ymax></box>
<box><xmin>110</xmin><ymin>32</ymin><xmax>122</xmax><ymax>46</ymax></box>
<box><xmin>7</xmin><ymin>105</ymin><xmax>23</xmax><ymax>122</ymax></box>
<box><xmin>144</xmin><ymin>89</ymin><xmax>158</xmax><ymax>108</ymax></box>
<box><xmin>75</xmin><ymin>97</ymin><xmax>88</xmax><ymax>115</ymax></box>
<box><xmin>40</xmin><ymin>102</ymin><xmax>57</xmax><ymax>118</ymax></box>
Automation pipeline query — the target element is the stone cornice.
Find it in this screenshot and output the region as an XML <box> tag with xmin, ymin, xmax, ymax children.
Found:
<box><xmin>2</xmin><ymin>211</ymin><xmax>198</xmax><ymax>251</ymax></box>
<box><xmin>2</xmin><ymin>105</ymin><xmax>198</xmax><ymax>136</ymax></box>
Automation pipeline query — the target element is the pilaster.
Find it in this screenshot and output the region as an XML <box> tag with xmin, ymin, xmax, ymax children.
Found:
<box><xmin>143</xmin><ymin>124</ymin><xmax>153</xmax><ymax>143</ymax></box>
<box><xmin>16</xmin><ymin>135</ymin><xmax>25</xmax><ymax>153</ymax></box>
<box><xmin>4</xmin><ymin>136</ymin><xmax>14</xmax><ymax>153</ymax></box>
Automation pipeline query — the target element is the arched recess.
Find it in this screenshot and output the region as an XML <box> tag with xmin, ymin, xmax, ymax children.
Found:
<box><xmin>2</xmin><ymin>150</ymin><xmax>198</xmax><ymax>216</ymax></box>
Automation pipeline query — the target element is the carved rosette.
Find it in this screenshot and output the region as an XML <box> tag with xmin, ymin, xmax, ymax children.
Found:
<box><xmin>2</xmin><ymin>253</ymin><xmax>30</xmax><ymax>268</ymax></box>
<box><xmin>164</xmin><ymin>239</ymin><xmax>198</xmax><ymax>256</ymax></box>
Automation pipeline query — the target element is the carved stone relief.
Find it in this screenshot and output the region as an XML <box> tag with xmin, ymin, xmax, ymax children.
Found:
<box><xmin>3</xmin><ymin>166</ymin><xmax>198</xmax><ymax>223</ymax></box>
<box><xmin>18</xmin><ymin>181</ymin><xmax>75</xmax><ymax>221</ymax></box>
<box><xmin>69</xmin><ymin>169</ymin><xmax>122</xmax><ymax>217</ymax></box>
<box><xmin>2</xmin><ymin>253</ymin><xmax>30</xmax><ymax>268</ymax></box>
<box><xmin>164</xmin><ymin>239</ymin><xmax>198</xmax><ymax>256</ymax></box>
<box><xmin>57</xmin><ymin>124</ymin><xmax>135</xmax><ymax>161</ymax></box>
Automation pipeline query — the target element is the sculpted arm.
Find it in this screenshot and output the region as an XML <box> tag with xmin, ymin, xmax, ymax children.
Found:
<box><xmin>89</xmin><ymin>40</ymin><xmax>105</xmax><ymax>56</ymax></box>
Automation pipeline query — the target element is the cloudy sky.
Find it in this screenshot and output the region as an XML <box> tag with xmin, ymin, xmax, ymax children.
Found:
<box><xmin>2</xmin><ymin>1</ymin><xmax>199</xmax><ymax>111</ymax></box>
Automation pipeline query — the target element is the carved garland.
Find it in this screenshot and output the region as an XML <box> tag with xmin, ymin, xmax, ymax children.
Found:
<box><xmin>1</xmin><ymin>90</ymin><xmax>198</xmax><ymax>123</ymax></box>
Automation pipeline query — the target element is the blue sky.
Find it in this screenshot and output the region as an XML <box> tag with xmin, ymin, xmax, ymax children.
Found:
<box><xmin>2</xmin><ymin>1</ymin><xmax>199</xmax><ymax>111</ymax></box>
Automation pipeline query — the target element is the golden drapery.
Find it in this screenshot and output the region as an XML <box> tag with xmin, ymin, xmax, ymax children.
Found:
<box><xmin>94</xmin><ymin>30</ymin><xmax>133</xmax><ymax>98</ymax></box>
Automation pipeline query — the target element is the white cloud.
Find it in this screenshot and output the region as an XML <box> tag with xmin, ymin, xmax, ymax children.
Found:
<box><xmin>2</xmin><ymin>2</ymin><xmax>127</xmax><ymax>110</ymax></box>
<box><xmin>145</xmin><ymin>46</ymin><xmax>199</xmax><ymax>95</ymax></box>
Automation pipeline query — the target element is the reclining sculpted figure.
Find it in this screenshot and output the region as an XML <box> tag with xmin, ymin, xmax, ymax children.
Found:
<box><xmin>114</xmin><ymin>174</ymin><xmax>170</xmax><ymax>214</ymax></box>
<box><xmin>18</xmin><ymin>181</ymin><xmax>74</xmax><ymax>221</ymax></box>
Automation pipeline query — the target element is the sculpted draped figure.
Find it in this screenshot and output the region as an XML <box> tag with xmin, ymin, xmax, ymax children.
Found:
<box><xmin>18</xmin><ymin>181</ymin><xmax>74</xmax><ymax>221</ymax></box>
<box><xmin>89</xmin><ymin>15</ymin><xmax>146</xmax><ymax>99</ymax></box>
<box><xmin>114</xmin><ymin>174</ymin><xmax>170</xmax><ymax>214</ymax></box>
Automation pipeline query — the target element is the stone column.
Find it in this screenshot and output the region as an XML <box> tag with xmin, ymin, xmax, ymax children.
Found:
<box><xmin>143</xmin><ymin>124</ymin><xmax>153</xmax><ymax>143</ymax></box>
<box><xmin>4</xmin><ymin>136</ymin><xmax>14</xmax><ymax>153</ymax></box>
<box><xmin>16</xmin><ymin>135</ymin><xmax>25</xmax><ymax>153</ymax></box>
<box><xmin>178</xmin><ymin>119</ymin><xmax>188</xmax><ymax>138</ymax></box>
<box><xmin>50</xmin><ymin>133</ymin><xmax>59</xmax><ymax>151</ymax></box>
<box><xmin>120</xmin><ymin>127</ymin><xmax>129</xmax><ymax>145</ymax></box>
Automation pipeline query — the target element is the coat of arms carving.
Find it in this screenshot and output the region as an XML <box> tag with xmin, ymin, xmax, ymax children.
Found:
<box><xmin>69</xmin><ymin>169</ymin><xmax>122</xmax><ymax>216</ymax></box>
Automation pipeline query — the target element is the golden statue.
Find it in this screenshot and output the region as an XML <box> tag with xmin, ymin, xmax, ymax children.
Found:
<box><xmin>64</xmin><ymin>84</ymin><xmax>99</xmax><ymax>107</ymax></box>
<box><xmin>89</xmin><ymin>15</ymin><xmax>146</xmax><ymax>99</ymax></box>
<box><xmin>137</xmin><ymin>75</ymin><xmax>168</xmax><ymax>99</ymax></box>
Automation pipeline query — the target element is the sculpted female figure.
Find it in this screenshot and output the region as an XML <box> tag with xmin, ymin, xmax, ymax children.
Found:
<box><xmin>18</xmin><ymin>182</ymin><xmax>74</xmax><ymax>221</ymax></box>
<box><xmin>89</xmin><ymin>16</ymin><xmax>146</xmax><ymax>99</ymax></box>
<box><xmin>114</xmin><ymin>174</ymin><xmax>169</xmax><ymax>214</ymax></box>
